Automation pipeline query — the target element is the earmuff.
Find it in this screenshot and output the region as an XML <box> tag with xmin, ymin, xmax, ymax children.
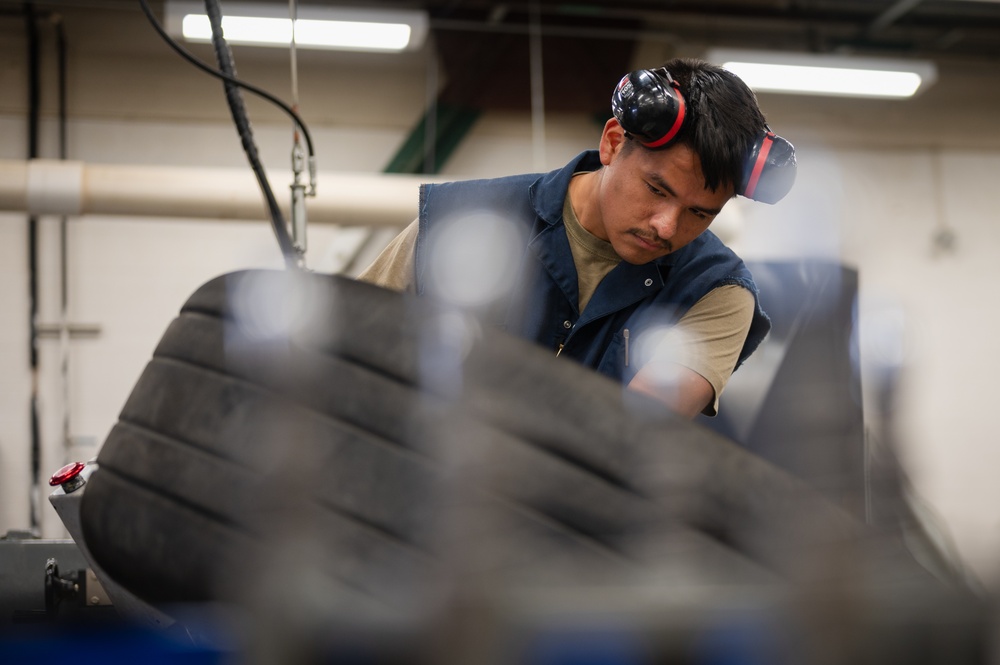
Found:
<box><xmin>739</xmin><ymin>128</ymin><xmax>797</xmax><ymax>204</ymax></box>
<box><xmin>611</xmin><ymin>68</ymin><xmax>797</xmax><ymax>205</ymax></box>
<box><xmin>611</xmin><ymin>68</ymin><xmax>686</xmax><ymax>148</ymax></box>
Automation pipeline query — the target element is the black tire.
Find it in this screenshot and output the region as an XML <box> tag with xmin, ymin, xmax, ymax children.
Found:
<box><xmin>80</xmin><ymin>269</ymin><xmax>876</xmax><ymax>610</ymax></box>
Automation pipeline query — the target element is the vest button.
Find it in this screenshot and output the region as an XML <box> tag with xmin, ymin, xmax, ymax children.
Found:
<box><xmin>644</xmin><ymin>278</ymin><xmax>653</xmax><ymax>286</ymax></box>
<box><xmin>563</xmin><ymin>320</ymin><xmax>573</xmax><ymax>329</ymax></box>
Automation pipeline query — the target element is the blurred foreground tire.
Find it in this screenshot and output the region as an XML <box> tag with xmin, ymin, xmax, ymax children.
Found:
<box><xmin>80</xmin><ymin>270</ymin><xmax>891</xmax><ymax>612</ymax></box>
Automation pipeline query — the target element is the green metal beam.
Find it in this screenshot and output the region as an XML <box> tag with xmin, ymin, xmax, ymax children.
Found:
<box><xmin>383</xmin><ymin>103</ymin><xmax>481</xmax><ymax>175</ymax></box>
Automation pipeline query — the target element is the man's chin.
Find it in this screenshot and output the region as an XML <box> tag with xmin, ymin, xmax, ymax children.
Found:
<box><xmin>612</xmin><ymin>239</ymin><xmax>667</xmax><ymax>265</ymax></box>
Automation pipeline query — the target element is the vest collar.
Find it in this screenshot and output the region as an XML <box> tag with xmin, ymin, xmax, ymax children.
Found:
<box><xmin>525</xmin><ymin>150</ymin><xmax>671</xmax><ymax>319</ymax></box>
<box><xmin>529</xmin><ymin>150</ymin><xmax>603</xmax><ymax>226</ymax></box>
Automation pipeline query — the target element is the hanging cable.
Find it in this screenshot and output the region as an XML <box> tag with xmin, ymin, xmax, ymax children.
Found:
<box><xmin>528</xmin><ymin>0</ymin><xmax>546</xmax><ymax>171</ymax></box>
<box><xmin>423</xmin><ymin>44</ymin><xmax>438</xmax><ymax>174</ymax></box>
<box><xmin>138</xmin><ymin>0</ymin><xmax>315</xmax><ymax>266</ymax></box>
<box><xmin>204</xmin><ymin>0</ymin><xmax>298</xmax><ymax>267</ymax></box>
<box><xmin>289</xmin><ymin>0</ymin><xmax>299</xmax><ymax>108</ymax></box>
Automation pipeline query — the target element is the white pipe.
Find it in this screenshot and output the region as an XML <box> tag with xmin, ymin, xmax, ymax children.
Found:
<box><xmin>0</xmin><ymin>159</ymin><xmax>434</xmax><ymax>226</ymax></box>
<box><xmin>27</xmin><ymin>160</ymin><xmax>84</xmax><ymax>216</ymax></box>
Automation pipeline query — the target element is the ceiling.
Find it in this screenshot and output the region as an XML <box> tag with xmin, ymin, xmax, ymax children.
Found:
<box><xmin>5</xmin><ymin>0</ymin><xmax>1000</xmax><ymax>124</ymax></box>
<box><xmin>348</xmin><ymin>0</ymin><xmax>1000</xmax><ymax>115</ymax></box>
<box><xmin>380</xmin><ymin>0</ymin><xmax>1000</xmax><ymax>61</ymax></box>
<box><xmin>9</xmin><ymin>0</ymin><xmax>1000</xmax><ymax>62</ymax></box>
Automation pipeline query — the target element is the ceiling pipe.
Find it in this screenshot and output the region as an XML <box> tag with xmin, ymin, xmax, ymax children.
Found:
<box><xmin>0</xmin><ymin>159</ymin><xmax>434</xmax><ymax>226</ymax></box>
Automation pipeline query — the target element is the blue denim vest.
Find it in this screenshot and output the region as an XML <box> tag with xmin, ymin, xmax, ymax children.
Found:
<box><xmin>414</xmin><ymin>150</ymin><xmax>771</xmax><ymax>385</ymax></box>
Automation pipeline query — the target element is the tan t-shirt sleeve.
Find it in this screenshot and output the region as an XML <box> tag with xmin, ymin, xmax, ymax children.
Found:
<box><xmin>649</xmin><ymin>283</ymin><xmax>756</xmax><ymax>416</ymax></box>
<box><xmin>356</xmin><ymin>219</ymin><xmax>419</xmax><ymax>293</ymax></box>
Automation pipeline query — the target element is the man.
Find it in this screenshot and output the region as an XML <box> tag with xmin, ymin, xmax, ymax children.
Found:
<box><xmin>359</xmin><ymin>58</ymin><xmax>795</xmax><ymax>419</ymax></box>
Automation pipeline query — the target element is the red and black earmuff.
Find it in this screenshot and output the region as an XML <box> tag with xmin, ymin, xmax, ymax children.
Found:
<box><xmin>611</xmin><ymin>68</ymin><xmax>797</xmax><ymax>205</ymax></box>
<box><xmin>739</xmin><ymin>127</ymin><xmax>797</xmax><ymax>204</ymax></box>
<box><xmin>611</xmin><ymin>68</ymin><xmax>687</xmax><ymax>149</ymax></box>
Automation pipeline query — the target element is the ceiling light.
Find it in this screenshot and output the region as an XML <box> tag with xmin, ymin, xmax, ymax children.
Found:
<box><xmin>704</xmin><ymin>49</ymin><xmax>938</xmax><ymax>99</ymax></box>
<box><xmin>165</xmin><ymin>1</ymin><xmax>428</xmax><ymax>52</ymax></box>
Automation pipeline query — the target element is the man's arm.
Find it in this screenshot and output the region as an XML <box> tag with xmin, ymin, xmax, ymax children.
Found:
<box><xmin>626</xmin><ymin>284</ymin><xmax>756</xmax><ymax>418</ymax></box>
<box><xmin>629</xmin><ymin>363</ymin><xmax>716</xmax><ymax>419</ymax></box>
<box><xmin>356</xmin><ymin>219</ymin><xmax>419</xmax><ymax>293</ymax></box>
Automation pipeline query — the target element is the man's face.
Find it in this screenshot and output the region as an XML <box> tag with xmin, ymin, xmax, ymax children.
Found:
<box><xmin>595</xmin><ymin>120</ymin><xmax>734</xmax><ymax>265</ymax></box>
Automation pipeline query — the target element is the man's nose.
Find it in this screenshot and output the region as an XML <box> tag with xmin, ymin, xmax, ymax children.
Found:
<box><xmin>650</xmin><ymin>205</ymin><xmax>682</xmax><ymax>240</ymax></box>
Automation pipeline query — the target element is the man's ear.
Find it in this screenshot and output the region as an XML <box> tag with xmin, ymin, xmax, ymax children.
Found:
<box><xmin>599</xmin><ymin>118</ymin><xmax>627</xmax><ymax>166</ymax></box>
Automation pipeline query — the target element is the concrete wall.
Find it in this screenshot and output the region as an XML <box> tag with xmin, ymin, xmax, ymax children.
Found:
<box><xmin>2</xmin><ymin>4</ymin><xmax>999</xmax><ymax>591</ymax></box>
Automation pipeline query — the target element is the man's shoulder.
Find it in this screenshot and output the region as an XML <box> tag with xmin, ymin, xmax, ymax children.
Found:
<box><xmin>420</xmin><ymin>172</ymin><xmax>542</xmax><ymax>231</ymax></box>
<box><xmin>422</xmin><ymin>151</ymin><xmax>600</xmax><ymax>212</ymax></box>
<box><xmin>423</xmin><ymin>172</ymin><xmax>538</xmax><ymax>203</ymax></box>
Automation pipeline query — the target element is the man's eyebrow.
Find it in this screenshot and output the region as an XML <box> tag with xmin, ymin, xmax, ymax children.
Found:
<box><xmin>647</xmin><ymin>172</ymin><xmax>724</xmax><ymax>216</ymax></box>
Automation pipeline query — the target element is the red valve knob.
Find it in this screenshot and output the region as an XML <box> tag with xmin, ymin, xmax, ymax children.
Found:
<box><xmin>49</xmin><ymin>461</ymin><xmax>86</xmax><ymax>487</ymax></box>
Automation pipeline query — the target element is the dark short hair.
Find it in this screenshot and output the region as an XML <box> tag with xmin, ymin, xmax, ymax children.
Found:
<box><xmin>627</xmin><ymin>58</ymin><xmax>768</xmax><ymax>194</ymax></box>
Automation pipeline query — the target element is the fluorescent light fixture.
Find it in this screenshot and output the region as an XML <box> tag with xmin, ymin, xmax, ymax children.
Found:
<box><xmin>704</xmin><ymin>48</ymin><xmax>938</xmax><ymax>99</ymax></box>
<box><xmin>165</xmin><ymin>1</ymin><xmax>428</xmax><ymax>52</ymax></box>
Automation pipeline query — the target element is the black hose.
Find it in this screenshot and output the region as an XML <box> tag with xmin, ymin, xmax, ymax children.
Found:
<box><xmin>137</xmin><ymin>0</ymin><xmax>300</xmax><ymax>267</ymax></box>
<box><xmin>202</xmin><ymin>0</ymin><xmax>297</xmax><ymax>267</ymax></box>
<box><xmin>24</xmin><ymin>0</ymin><xmax>41</xmax><ymax>534</ymax></box>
